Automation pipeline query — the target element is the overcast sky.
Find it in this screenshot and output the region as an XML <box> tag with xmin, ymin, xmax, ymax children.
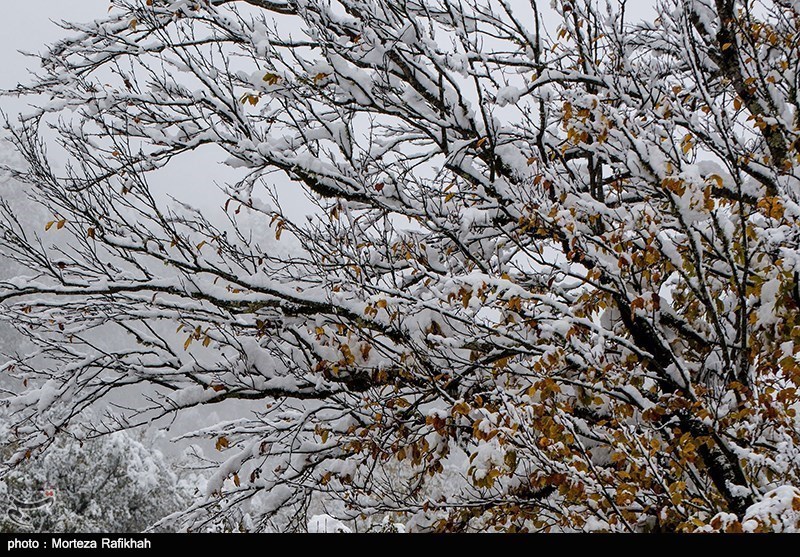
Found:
<box><xmin>0</xmin><ymin>1</ymin><xmax>244</xmax><ymax>219</ymax></box>
<box><xmin>1</xmin><ymin>2</ymin><xmax>108</xmax><ymax>111</ymax></box>
<box><xmin>0</xmin><ymin>1</ymin><xmax>656</xmax><ymax>93</ymax></box>
<box><xmin>0</xmin><ymin>0</ymin><xmax>657</xmax><ymax>215</ymax></box>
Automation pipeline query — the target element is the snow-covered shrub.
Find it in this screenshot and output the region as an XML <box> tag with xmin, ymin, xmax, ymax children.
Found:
<box><xmin>0</xmin><ymin>429</ymin><xmax>187</xmax><ymax>533</ymax></box>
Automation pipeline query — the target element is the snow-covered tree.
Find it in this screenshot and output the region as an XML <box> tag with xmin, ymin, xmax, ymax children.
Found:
<box><xmin>2</xmin><ymin>0</ymin><xmax>800</xmax><ymax>532</ymax></box>
<box><xmin>0</xmin><ymin>427</ymin><xmax>187</xmax><ymax>533</ymax></box>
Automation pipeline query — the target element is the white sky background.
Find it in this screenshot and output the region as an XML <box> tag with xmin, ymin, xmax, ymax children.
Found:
<box><xmin>0</xmin><ymin>1</ymin><xmax>658</xmax><ymax>114</ymax></box>
<box><xmin>0</xmin><ymin>1</ymin><xmax>256</xmax><ymax>220</ymax></box>
<box><xmin>0</xmin><ymin>0</ymin><xmax>657</xmax><ymax>196</ymax></box>
<box><xmin>0</xmin><ymin>2</ymin><xmax>109</xmax><ymax>112</ymax></box>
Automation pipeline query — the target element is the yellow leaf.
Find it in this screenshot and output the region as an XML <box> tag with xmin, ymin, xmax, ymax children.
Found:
<box><xmin>757</xmin><ymin>196</ymin><xmax>785</xmax><ymax>219</ymax></box>
<box><xmin>681</xmin><ymin>135</ymin><xmax>693</xmax><ymax>154</ymax></box>
<box><xmin>494</xmin><ymin>356</ymin><xmax>510</xmax><ymax>370</ymax></box>
<box><xmin>240</xmin><ymin>93</ymin><xmax>260</xmax><ymax>106</ymax></box>
<box><xmin>262</xmin><ymin>72</ymin><xmax>280</xmax><ymax>85</ymax></box>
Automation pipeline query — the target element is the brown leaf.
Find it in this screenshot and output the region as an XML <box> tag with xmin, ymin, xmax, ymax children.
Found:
<box><xmin>262</xmin><ymin>72</ymin><xmax>281</xmax><ymax>85</ymax></box>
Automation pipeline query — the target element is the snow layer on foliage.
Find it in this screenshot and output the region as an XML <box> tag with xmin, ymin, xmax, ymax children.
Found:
<box><xmin>742</xmin><ymin>486</ymin><xmax>800</xmax><ymax>532</ymax></box>
<box><xmin>307</xmin><ymin>514</ymin><xmax>352</xmax><ymax>533</ymax></box>
<box><xmin>495</xmin><ymin>86</ymin><xmax>523</xmax><ymax>107</ymax></box>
